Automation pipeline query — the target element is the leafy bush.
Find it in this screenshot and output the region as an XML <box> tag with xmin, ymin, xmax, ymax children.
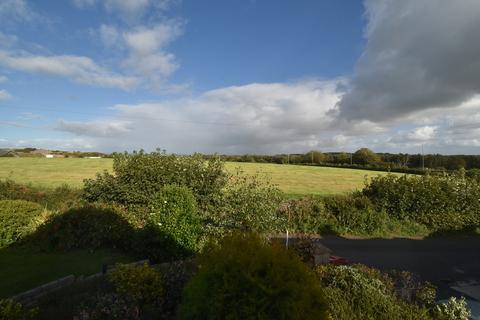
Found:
<box><xmin>179</xmin><ymin>233</ymin><xmax>328</xmax><ymax>320</ymax></box>
<box><xmin>0</xmin><ymin>200</ymin><xmax>46</xmax><ymax>248</ymax></box>
<box><xmin>0</xmin><ymin>179</ymin><xmax>82</xmax><ymax>211</ymax></box>
<box><xmin>75</xmin><ymin>293</ymin><xmax>140</xmax><ymax>320</ymax></box>
<box><xmin>33</xmin><ymin>204</ymin><xmax>135</xmax><ymax>251</ymax></box>
<box><xmin>433</xmin><ymin>297</ymin><xmax>471</xmax><ymax>320</ymax></box>
<box><xmin>109</xmin><ymin>263</ymin><xmax>163</xmax><ymax>311</ymax></box>
<box><xmin>206</xmin><ymin>171</ymin><xmax>284</xmax><ymax>235</ymax></box>
<box><xmin>315</xmin><ymin>264</ymin><xmax>431</xmax><ymax>320</ymax></box>
<box><xmin>0</xmin><ymin>299</ymin><xmax>37</xmax><ymax>320</ymax></box>
<box><xmin>363</xmin><ymin>174</ymin><xmax>480</xmax><ymax>230</ymax></box>
<box><xmin>138</xmin><ymin>185</ymin><xmax>202</xmax><ymax>261</ymax></box>
<box><xmin>83</xmin><ymin>150</ymin><xmax>228</xmax><ymax>210</ymax></box>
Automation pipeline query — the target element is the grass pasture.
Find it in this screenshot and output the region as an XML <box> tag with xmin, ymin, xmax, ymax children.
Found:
<box><xmin>0</xmin><ymin>158</ymin><xmax>405</xmax><ymax>196</ymax></box>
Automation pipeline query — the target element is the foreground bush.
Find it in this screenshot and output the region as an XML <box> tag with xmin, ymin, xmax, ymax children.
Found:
<box><xmin>179</xmin><ymin>233</ymin><xmax>328</xmax><ymax>320</ymax></box>
<box><xmin>433</xmin><ymin>297</ymin><xmax>471</xmax><ymax>320</ymax></box>
<box><xmin>141</xmin><ymin>185</ymin><xmax>201</xmax><ymax>261</ymax></box>
<box><xmin>315</xmin><ymin>264</ymin><xmax>432</xmax><ymax>320</ymax></box>
<box><xmin>109</xmin><ymin>263</ymin><xmax>163</xmax><ymax>312</ymax></box>
<box><xmin>83</xmin><ymin>150</ymin><xmax>228</xmax><ymax>209</ymax></box>
<box><xmin>0</xmin><ymin>299</ymin><xmax>37</xmax><ymax>320</ymax></box>
<box><xmin>33</xmin><ymin>204</ymin><xmax>135</xmax><ymax>251</ymax></box>
<box><xmin>0</xmin><ymin>200</ymin><xmax>46</xmax><ymax>248</ymax></box>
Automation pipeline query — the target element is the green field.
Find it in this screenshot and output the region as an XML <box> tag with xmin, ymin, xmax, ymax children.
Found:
<box><xmin>0</xmin><ymin>158</ymin><xmax>403</xmax><ymax>196</ymax></box>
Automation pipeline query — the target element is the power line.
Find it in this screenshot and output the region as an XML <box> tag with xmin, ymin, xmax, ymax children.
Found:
<box><xmin>0</xmin><ymin>105</ymin><xmax>253</xmax><ymax>128</ymax></box>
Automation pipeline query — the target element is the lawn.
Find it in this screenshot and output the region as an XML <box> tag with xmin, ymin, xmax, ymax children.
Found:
<box><xmin>0</xmin><ymin>247</ymin><xmax>133</xmax><ymax>298</ymax></box>
<box><xmin>0</xmin><ymin>158</ymin><xmax>404</xmax><ymax>196</ymax></box>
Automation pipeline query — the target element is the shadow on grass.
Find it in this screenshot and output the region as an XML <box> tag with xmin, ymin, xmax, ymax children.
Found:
<box><xmin>1</xmin><ymin>204</ymin><xmax>195</xmax><ymax>299</ymax></box>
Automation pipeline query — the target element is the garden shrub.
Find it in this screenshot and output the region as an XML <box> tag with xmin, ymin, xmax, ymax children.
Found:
<box><xmin>109</xmin><ymin>263</ymin><xmax>163</xmax><ymax>312</ymax></box>
<box><xmin>0</xmin><ymin>200</ymin><xmax>46</xmax><ymax>248</ymax></box>
<box><xmin>179</xmin><ymin>233</ymin><xmax>328</xmax><ymax>320</ymax></box>
<box><xmin>75</xmin><ymin>293</ymin><xmax>140</xmax><ymax>320</ymax></box>
<box><xmin>315</xmin><ymin>264</ymin><xmax>432</xmax><ymax>320</ymax></box>
<box><xmin>34</xmin><ymin>204</ymin><xmax>135</xmax><ymax>251</ymax></box>
<box><xmin>207</xmin><ymin>171</ymin><xmax>284</xmax><ymax>235</ymax></box>
<box><xmin>83</xmin><ymin>150</ymin><xmax>228</xmax><ymax>209</ymax></box>
<box><xmin>0</xmin><ymin>299</ymin><xmax>37</xmax><ymax>320</ymax></box>
<box><xmin>278</xmin><ymin>197</ymin><xmax>332</xmax><ymax>234</ymax></box>
<box><xmin>139</xmin><ymin>185</ymin><xmax>201</xmax><ymax>261</ymax></box>
<box><xmin>433</xmin><ymin>297</ymin><xmax>471</xmax><ymax>320</ymax></box>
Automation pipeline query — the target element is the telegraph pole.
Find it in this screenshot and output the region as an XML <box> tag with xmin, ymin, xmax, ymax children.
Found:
<box><xmin>422</xmin><ymin>144</ymin><xmax>425</xmax><ymax>170</ymax></box>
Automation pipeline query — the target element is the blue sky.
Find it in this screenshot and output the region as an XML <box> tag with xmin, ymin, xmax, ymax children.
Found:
<box><xmin>1</xmin><ymin>0</ymin><xmax>480</xmax><ymax>154</ymax></box>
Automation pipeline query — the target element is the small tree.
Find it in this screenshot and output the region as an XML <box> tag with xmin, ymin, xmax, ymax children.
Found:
<box><xmin>353</xmin><ymin>148</ymin><xmax>380</xmax><ymax>165</ymax></box>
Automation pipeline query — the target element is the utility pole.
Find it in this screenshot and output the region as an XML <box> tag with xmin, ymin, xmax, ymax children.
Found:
<box><xmin>311</xmin><ymin>151</ymin><xmax>314</xmax><ymax>164</ymax></box>
<box><xmin>422</xmin><ymin>144</ymin><xmax>425</xmax><ymax>170</ymax></box>
<box><xmin>350</xmin><ymin>153</ymin><xmax>353</xmax><ymax>165</ymax></box>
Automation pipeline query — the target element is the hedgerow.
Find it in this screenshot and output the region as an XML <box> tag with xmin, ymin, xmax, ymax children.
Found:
<box><xmin>363</xmin><ymin>173</ymin><xmax>480</xmax><ymax>230</ymax></box>
<box><xmin>0</xmin><ymin>200</ymin><xmax>46</xmax><ymax>248</ymax></box>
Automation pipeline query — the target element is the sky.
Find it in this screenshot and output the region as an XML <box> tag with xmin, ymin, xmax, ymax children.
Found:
<box><xmin>1</xmin><ymin>0</ymin><xmax>480</xmax><ymax>154</ymax></box>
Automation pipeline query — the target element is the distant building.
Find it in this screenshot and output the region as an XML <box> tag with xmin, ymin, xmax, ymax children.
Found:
<box><xmin>45</xmin><ymin>154</ymin><xmax>65</xmax><ymax>158</ymax></box>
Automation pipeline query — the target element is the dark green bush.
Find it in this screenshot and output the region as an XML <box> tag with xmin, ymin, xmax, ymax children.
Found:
<box><xmin>75</xmin><ymin>293</ymin><xmax>140</xmax><ymax>320</ymax></box>
<box><xmin>83</xmin><ymin>150</ymin><xmax>228</xmax><ymax>209</ymax></box>
<box><xmin>140</xmin><ymin>185</ymin><xmax>201</xmax><ymax>261</ymax></box>
<box><xmin>0</xmin><ymin>299</ymin><xmax>37</xmax><ymax>320</ymax></box>
<box><xmin>0</xmin><ymin>179</ymin><xmax>82</xmax><ymax>211</ymax></box>
<box><xmin>315</xmin><ymin>264</ymin><xmax>432</xmax><ymax>320</ymax></box>
<box><xmin>109</xmin><ymin>263</ymin><xmax>162</xmax><ymax>313</ymax></box>
<box><xmin>179</xmin><ymin>233</ymin><xmax>328</xmax><ymax>320</ymax></box>
<box><xmin>34</xmin><ymin>204</ymin><xmax>135</xmax><ymax>251</ymax></box>
<box><xmin>0</xmin><ymin>200</ymin><xmax>46</xmax><ymax>248</ymax></box>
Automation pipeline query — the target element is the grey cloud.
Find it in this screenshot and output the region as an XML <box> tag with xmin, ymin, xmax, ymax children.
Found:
<box><xmin>339</xmin><ymin>0</ymin><xmax>480</xmax><ymax>122</ymax></box>
<box><xmin>55</xmin><ymin>120</ymin><xmax>132</xmax><ymax>137</ymax></box>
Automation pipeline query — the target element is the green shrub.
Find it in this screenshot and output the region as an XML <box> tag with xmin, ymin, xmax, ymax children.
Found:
<box><xmin>34</xmin><ymin>204</ymin><xmax>135</xmax><ymax>251</ymax></box>
<box><xmin>0</xmin><ymin>299</ymin><xmax>37</xmax><ymax>320</ymax></box>
<box><xmin>0</xmin><ymin>179</ymin><xmax>82</xmax><ymax>211</ymax></box>
<box><xmin>0</xmin><ymin>200</ymin><xmax>46</xmax><ymax>248</ymax></box>
<box><xmin>83</xmin><ymin>150</ymin><xmax>228</xmax><ymax>209</ymax></box>
<box><xmin>75</xmin><ymin>293</ymin><xmax>140</xmax><ymax>320</ymax></box>
<box><xmin>109</xmin><ymin>263</ymin><xmax>163</xmax><ymax>311</ymax></box>
<box><xmin>141</xmin><ymin>185</ymin><xmax>201</xmax><ymax>261</ymax></box>
<box><xmin>179</xmin><ymin>233</ymin><xmax>328</xmax><ymax>320</ymax></box>
<box><xmin>433</xmin><ymin>297</ymin><xmax>471</xmax><ymax>320</ymax></box>
<box><xmin>363</xmin><ymin>174</ymin><xmax>480</xmax><ymax>230</ymax></box>
<box><xmin>208</xmin><ymin>171</ymin><xmax>284</xmax><ymax>235</ymax></box>
<box><xmin>315</xmin><ymin>264</ymin><xmax>431</xmax><ymax>320</ymax></box>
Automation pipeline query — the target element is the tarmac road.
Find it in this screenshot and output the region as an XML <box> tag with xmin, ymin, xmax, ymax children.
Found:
<box><xmin>318</xmin><ymin>235</ymin><xmax>480</xmax><ymax>300</ymax></box>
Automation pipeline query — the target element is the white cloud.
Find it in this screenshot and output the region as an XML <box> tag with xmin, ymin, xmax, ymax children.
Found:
<box><xmin>55</xmin><ymin>80</ymin><xmax>348</xmax><ymax>153</ymax></box>
<box><xmin>73</xmin><ymin>0</ymin><xmax>174</xmax><ymax>22</ymax></box>
<box><xmin>0</xmin><ymin>89</ymin><xmax>12</xmax><ymax>101</ymax></box>
<box><xmin>0</xmin><ymin>50</ymin><xmax>139</xmax><ymax>90</ymax></box>
<box><xmin>99</xmin><ymin>24</ymin><xmax>121</xmax><ymax>48</ymax></box>
<box><xmin>0</xmin><ymin>0</ymin><xmax>35</xmax><ymax>22</ymax></box>
<box><xmin>406</xmin><ymin>126</ymin><xmax>438</xmax><ymax>142</ymax></box>
<box><xmin>121</xmin><ymin>21</ymin><xmax>184</xmax><ymax>88</ymax></box>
